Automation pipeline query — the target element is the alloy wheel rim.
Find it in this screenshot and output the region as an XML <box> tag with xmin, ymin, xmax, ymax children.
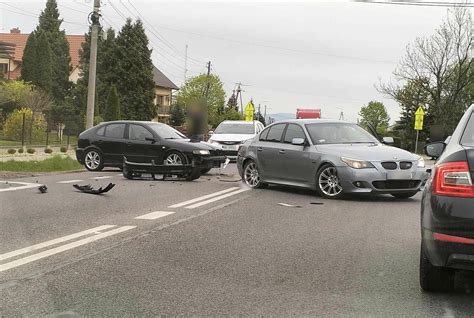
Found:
<box><xmin>244</xmin><ymin>162</ymin><xmax>260</xmax><ymax>187</ymax></box>
<box><xmin>85</xmin><ymin>151</ymin><xmax>100</xmax><ymax>170</ymax></box>
<box><xmin>166</xmin><ymin>154</ymin><xmax>183</xmax><ymax>165</ymax></box>
<box><xmin>319</xmin><ymin>166</ymin><xmax>342</xmax><ymax>196</ymax></box>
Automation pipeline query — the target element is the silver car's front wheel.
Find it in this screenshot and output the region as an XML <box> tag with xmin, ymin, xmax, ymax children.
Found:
<box><xmin>317</xmin><ymin>165</ymin><xmax>343</xmax><ymax>199</ymax></box>
<box><xmin>243</xmin><ymin>160</ymin><xmax>265</xmax><ymax>189</ymax></box>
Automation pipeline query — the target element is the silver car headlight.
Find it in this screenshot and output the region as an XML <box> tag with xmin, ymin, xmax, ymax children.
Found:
<box><xmin>193</xmin><ymin>149</ymin><xmax>210</xmax><ymax>155</ymax></box>
<box><xmin>417</xmin><ymin>157</ymin><xmax>425</xmax><ymax>168</ymax></box>
<box><xmin>341</xmin><ymin>157</ymin><xmax>375</xmax><ymax>169</ymax></box>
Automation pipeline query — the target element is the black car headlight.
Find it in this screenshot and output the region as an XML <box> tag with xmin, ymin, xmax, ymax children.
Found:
<box><xmin>341</xmin><ymin>157</ymin><xmax>375</xmax><ymax>169</ymax></box>
<box><xmin>193</xmin><ymin>149</ymin><xmax>210</xmax><ymax>155</ymax></box>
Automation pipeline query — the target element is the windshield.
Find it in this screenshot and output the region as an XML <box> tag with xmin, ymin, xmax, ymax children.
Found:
<box><xmin>461</xmin><ymin>112</ymin><xmax>474</xmax><ymax>147</ymax></box>
<box><xmin>305</xmin><ymin>123</ymin><xmax>379</xmax><ymax>145</ymax></box>
<box><xmin>214</xmin><ymin>123</ymin><xmax>255</xmax><ymax>134</ymax></box>
<box><xmin>148</xmin><ymin>123</ymin><xmax>186</xmax><ymax>139</ymax></box>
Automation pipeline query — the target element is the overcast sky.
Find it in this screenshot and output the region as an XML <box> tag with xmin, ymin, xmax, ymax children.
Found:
<box><xmin>0</xmin><ymin>0</ymin><xmax>460</xmax><ymax>122</ymax></box>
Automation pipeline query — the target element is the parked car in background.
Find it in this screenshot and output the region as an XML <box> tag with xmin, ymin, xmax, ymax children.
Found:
<box><xmin>76</xmin><ymin>121</ymin><xmax>226</xmax><ymax>179</ymax></box>
<box><xmin>208</xmin><ymin>120</ymin><xmax>265</xmax><ymax>160</ymax></box>
<box><xmin>237</xmin><ymin>119</ymin><xmax>428</xmax><ymax>199</ymax></box>
<box><xmin>420</xmin><ymin>104</ymin><xmax>474</xmax><ymax>292</ymax></box>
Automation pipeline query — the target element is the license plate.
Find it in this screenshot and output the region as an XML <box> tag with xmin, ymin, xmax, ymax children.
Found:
<box><xmin>386</xmin><ymin>171</ymin><xmax>413</xmax><ymax>180</ymax></box>
<box><xmin>222</xmin><ymin>145</ymin><xmax>238</xmax><ymax>150</ymax></box>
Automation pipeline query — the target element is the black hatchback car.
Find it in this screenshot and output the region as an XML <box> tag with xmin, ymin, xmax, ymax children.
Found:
<box><xmin>420</xmin><ymin>104</ymin><xmax>474</xmax><ymax>292</ymax></box>
<box><xmin>76</xmin><ymin>121</ymin><xmax>226</xmax><ymax>178</ymax></box>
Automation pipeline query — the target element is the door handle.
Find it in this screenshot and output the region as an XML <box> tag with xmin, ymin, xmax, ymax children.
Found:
<box><xmin>279</xmin><ymin>149</ymin><xmax>286</xmax><ymax>154</ymax></box>
<box><xmin>257</xmin><ymin>147</ymin><xmax>263</xmax><ymax>151</ymax></box>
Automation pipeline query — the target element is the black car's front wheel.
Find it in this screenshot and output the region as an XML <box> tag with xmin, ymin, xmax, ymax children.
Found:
<box><xmin>243</xmin><ymin>160</ymin><xmax>266</xmax><ymax>189</ymax></box>
<box><xmin>84</xmin><ymin>149</ymin><xmax>104</xmax><ymax>171</ymax></box>
<box><xmin>316</xmin><ymin>164</ymin><xmax>343</xmax><ymax>199</ymax></box>
<box><xmin>164</xmin><ymin>151</ymin><xmax>201</xmax><ymax>181</ymax></box>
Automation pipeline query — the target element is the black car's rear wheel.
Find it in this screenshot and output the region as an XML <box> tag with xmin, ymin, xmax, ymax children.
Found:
<box><xmin>84</xmin><ymin>149</ymin><xmax>104</xmax><ymax>171</ymax></box>
<box><xmin>316</xmin><ymin>164</ymin><xmax>343</xmax><ymax>199</ymax></box>
<box><xmin>391</xmin><ymin>191</ymin><xmax>418</xmax><ymax>199</ymax></box>
<box><xmin>420</xmin><ymin>242</ymin><xmax>455</xmax><ymax>292</ymax></box>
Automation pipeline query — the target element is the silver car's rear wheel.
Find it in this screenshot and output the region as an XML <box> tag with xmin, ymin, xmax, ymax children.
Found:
<box><xmin>317</xmin><ymin>165</ymin><xmax>343</xmax><ymax>199</ymax></box>
<box><xmin>243</xmin><ymin>160</ymin><xmax>265</xmax><ymax>188</ymax></box>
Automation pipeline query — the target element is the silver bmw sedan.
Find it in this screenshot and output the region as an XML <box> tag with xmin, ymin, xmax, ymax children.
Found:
<box><xmin>236</xmin><ymin>119</ymin><xmax>428</xmax><ymax>199</ymax></box>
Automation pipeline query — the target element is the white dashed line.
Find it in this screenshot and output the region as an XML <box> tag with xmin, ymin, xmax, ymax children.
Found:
<box><xmin>92</xmin><ymin>176</ymin><xmax>113</xmax><ymax>180</ymax></box>
<box><xmin>0</xmin><ymin>181</ymin><xmax>42</xmax><ymax>193</ymax></box>
<box><xmin>57</xmin><ymin>179</ymin><xmax>84</xmax><ymax>184</ymax></box>
<box><xmin>185</xmin><ymin>188</ymin><xmax>249</xmax><ymax>209</ymax></box>
<box><xmin>134</xmin><ymin>211</ymin><xmax>175</xmax><ymax>220</ymax></box>
<box><xmin>169</xmin><ymin>187</ymin><xmax>240</xmax><ymax>208</ymax></box>
<box><xmin>0</xmin><ymin>226</ymin><xmax>136</xmax><ymax>272</ymax></box>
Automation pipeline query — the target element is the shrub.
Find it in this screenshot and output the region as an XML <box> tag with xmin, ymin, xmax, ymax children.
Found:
<box><xmin>7</xmin><ymin>148</ymin><xmax>16</xmax><ymax>154</ymax></box>
<box><xmin>18</xmin><ymin>148</ymin><xmax>24</xmax><ymax>153</ymax></box>
<box><xmin>3</xmin><ymin>108</ymin><xmax>47</xmax><ymax>142</ymax></box>
<box><xmin>44</xmin><ymin>148</ymin><xmax>53</xmax><ymax>154</ymax></box>
<box><xmin>27</xmin><ymin>148</ymin><xmax>35</xmax><ymax>154</ymax></box>
<box><xmin>60</xmin><ymin>146</ymin><xmax>67</xmax><ymax>153</ymax></box>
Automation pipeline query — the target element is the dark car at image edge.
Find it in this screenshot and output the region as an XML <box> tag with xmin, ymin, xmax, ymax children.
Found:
<box><xmin>76</xmin><ymin>121</ymin><xmax>226</xmax><ymax>180</ymax></box>
<box><xmin>420</xmin><ymin>104</ymin><xmax>474</xmax><ymax>292</ymax></box>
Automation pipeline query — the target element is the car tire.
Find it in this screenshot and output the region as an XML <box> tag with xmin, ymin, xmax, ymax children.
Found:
<box><xmin>242</xmin><ymin>160</ymin><xmax>266</xmax><ymax>189</ymax></box>
<box><xmin>84</xmin><ymin>148</ymin><xmax>104</xmax><ymax>172</ymax></box>
<box><xmin>420</xmin><ymin>242</ymin><xmax>455</xmax><ymax>292</ymax></box>
<box><xmin>316</xmin><ymin>164</ymin><xmax>344</xmax><ymax>199</ymax></box>
<box><xmin>391</xmin><ymin>191</ymin><xmax>418</xmax><ymax>199</ymax></box>
<box><xmin>186</xmin><ymin>168</ymin><xmax>201</xmax><ymax>181</ymax></box>
<box><xmin>164</xmin><ymin>151</ymin><xmax>201</xmax><ymax>181</ymax></box>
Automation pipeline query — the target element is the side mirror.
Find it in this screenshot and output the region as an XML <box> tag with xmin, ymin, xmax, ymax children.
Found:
<box><xmin>291</xmin><ymin>138</ymin><xmax>305</xmax><ymax>146</ymax></box>
<box><xmin>382</xmin><ymin>137</ymin><xmax>394</xmax><ymax>145</ymax></box>
<box><xmin>145</xmin><ymin>137</ymin><xmax>156</xmax><ymax>143</ymax></box>
<box><xmin>425</xmin><ymin>141</ymin><xmax>445</xmax><ymax>159</ymax></box>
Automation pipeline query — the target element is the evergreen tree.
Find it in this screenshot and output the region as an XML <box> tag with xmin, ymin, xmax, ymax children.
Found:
<box><xmin>170</xmin><ymin>104</ymin><xmax>185</xmax><ymax>126</ymax></box>
<box><xmin>104</xmin><ymin>85</ymin><xmax>121</xmax><ymax>121</ymax></box>
<box><xmin>21</xmin><ymin>33</ymin><xmax>38</xmax><ymax>83</ymax></box>
<box><xmin>36</xmin><ymin>0</ymin><xmax>71</xmax><ymax>102</ymax></box>
<box><xmin>35</xmin><ymin>32</ymin><xmax>53</xmax><ymax>94</ymax></box>
<box><xmin>114</xmin><ymin>19</ymin><xmax>156</xmax><ymax>120</ymax></box>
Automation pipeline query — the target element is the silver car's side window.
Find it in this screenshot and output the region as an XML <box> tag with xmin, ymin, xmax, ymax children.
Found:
<box><xmin>460</xmin><ymin>112</ymin><xmax>474</xmax><ymax>146</ymax></box>
<box><xmin>283</xmin><ymin>124</ymin><xmax>306</xmax><ymax>143</ymax></box>
<box><xmin>265</xmin><ymin>124</ymin><xmax>286</xmax><ymax>142</ymax></box>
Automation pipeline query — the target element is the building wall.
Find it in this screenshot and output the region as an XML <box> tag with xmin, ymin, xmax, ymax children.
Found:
<box><xmin>154</xmin><ymin>86</ymin><xmax>173</xmax><ymax>123</ymax></box>
<box><xmin>69</xmin><ymin>66</ymin><xmax>81</xmax><ymax>83</ymax></box>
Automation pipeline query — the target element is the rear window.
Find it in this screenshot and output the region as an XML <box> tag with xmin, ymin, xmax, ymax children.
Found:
<box><xmin>104</xmin><ymin>124</ymin><xmax>126</xmax><ymax>139</ymax></box>
<box><xmin>461</xmin><ymin>112</ymin><xmax>474</xmax><ymax>146</ymax></box>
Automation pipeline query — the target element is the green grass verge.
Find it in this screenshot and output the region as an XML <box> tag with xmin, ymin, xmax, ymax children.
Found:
<box><xmin>0</xmin><ymin>155</ymin><xmax>84</xmax><ymax>172</ymax></box>
<box><xmin>0</xmin><ymin>140</ymin><xmax>21</xmax><ymax>146</ymax></box>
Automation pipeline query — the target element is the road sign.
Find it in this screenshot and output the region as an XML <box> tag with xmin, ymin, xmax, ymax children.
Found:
<box><xmin>245</xmin><ymin>101</ymin><xmax>255</xmax><ymax>122</ymax></box>
<box><xmin>414</xmin><ymin>106</ymin><xmax>425</xmax><ymax>131</ymax></box>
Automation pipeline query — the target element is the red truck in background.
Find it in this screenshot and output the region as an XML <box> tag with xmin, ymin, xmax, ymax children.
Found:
<box><xmin>296</xmin><ymin>108</ymin><xmax>321</xmax><ymax>119</ymax></box>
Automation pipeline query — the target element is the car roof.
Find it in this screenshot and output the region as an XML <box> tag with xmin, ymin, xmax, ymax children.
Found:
<box><xmin>100</xmin><ymin>120</ymin><xmax>164</xmax><ymax>125</ymax></box>
<box><xmin>220</xmin><ymin>120</ymin><xmax>257</xmax><ymax>125</ymax></box>
<box><xmin>270</xmin><ymin>119</ymin><xmax>353</xmax><ymax>125</ymax></box>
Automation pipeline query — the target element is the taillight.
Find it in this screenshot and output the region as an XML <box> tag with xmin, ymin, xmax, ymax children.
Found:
<box><xmin>433</xmin><ymin>161</ymin><xmax>474</xmax><ymax>197</ymax></box>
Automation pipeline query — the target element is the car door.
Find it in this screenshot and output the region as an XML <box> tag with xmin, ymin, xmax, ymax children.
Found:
<box><xmin>125</xmin><ymin>124</ymin><xmax>161</xmax><ymax>163</ymax></box>
<box><xmin>278</xmin><ymin>123</ymin><xmax>312</xmax><ymax>183</ymax></box>
<box><xmin>255</xmin><ymin>123</ymin><xmax>286</xmax><ymax>180</ymax></box>
<box><xmin>98</xmin><ymin>123</ymin><xmax>127</xmax><ymax>164</ymax></box>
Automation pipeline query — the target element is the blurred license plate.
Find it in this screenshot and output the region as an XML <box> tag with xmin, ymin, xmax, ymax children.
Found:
<box><xmin>222</xmin><ymin>145</ymin><xmax>238</xmax><ymax>150</ymax></box>
<box><xmin>386</xmin><ymin>171</ymin><xmax>412</xmax><ymax>180</ymax></box>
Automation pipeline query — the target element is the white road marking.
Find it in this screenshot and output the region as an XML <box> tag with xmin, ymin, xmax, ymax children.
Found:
<box><xmin>134</xmin><ymin>211</ymin><xmax>175</xmax><ymax>220</ymax></box>
<box><xmin>93</xmin><ymin>176</ymin><xmax>113</xmax><ymax>180</ymax></box>
<box><xmin>0</xmin><ymin>225</ymin><xmax>115</xmax><ymax>261</ymax></box>
<box><xmin>169</xmin><ymin>187</ymin><xmax>240</xmax><ymax>208</ymax></box>
<box><xmin>185</xmin><ymin>188</ymin><xmax>249</xmax><ymax>209</ymax></box>
<box><xmin>57</xmin><ymin>179</ymin><xmax>84</xmax><ymax>184</ymax></box>
<box><xmin>0</xmin><ymin>226</ymin><xmax>136</xmax><ymax>272</ymax></box>
<box><xmin>0</xmin><ymin>181</ymin><xmax>42</xmax><ymax>193</ymax></box>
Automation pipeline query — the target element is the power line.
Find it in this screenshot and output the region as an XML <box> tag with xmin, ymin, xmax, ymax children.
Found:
<box><xmin>57</xmin><ymin>3</ymin><xmax>90</xmax><ymax>14</ymax></box>
<box><xmin>354</xmin><ymin>0</ymin><xmax>474</xmax><ymax>7</ymax></box>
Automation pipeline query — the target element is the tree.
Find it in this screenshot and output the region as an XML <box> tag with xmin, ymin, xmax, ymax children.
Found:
<box><xmin>114</xmin><ymin>19</ymin><xmax>155</xmax><ymax>120</ymax></box>
<box><xmin>254</xmin><ymin>111</ymin><xmax>266</xmax><ymax>126</ymax></box>
<box><xmin>358</xmin><ymin>101</ymin><xmax>390</xmax><ymax>134</ymax></box>
<box><xmin>21</xmin><ymin>33</ymin><xmax>38</xmax><ymax>83</ymax></box>
<box><xmin>380</xmin><ymin>8</ymin><xmax>473</xmax><ymax>136</ymax></box>
<box><xmin>176</xmin><ymin>74</ymin><xmax>226</xmax><ymax>127</ymax></box>
<box><xmin>103</xmin><ymin>85</ymin><xmax>121</xmax><ymax>121</ymax></box>
<box><xmin>34</xmin><ymin>32</ymin><xmax>53</xmax><ymax>94</ymax></box>
<box><xmin>169</xmin><ymin>104</ymin><xmax>186</xmax><ymax>127</ymax></box>
<box><xmin>36</xmin><ymin>0</ymin><xmax>71</xmax><ymax>102</ymax></box>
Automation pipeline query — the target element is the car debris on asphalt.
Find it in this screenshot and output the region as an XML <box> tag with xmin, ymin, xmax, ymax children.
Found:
<box><xmin>73</xmin><ymin>183</ymin><xmax>115</xmax><ymax>195</ymax></box>
<box><xmin>38</xmin><ymin>185</ymin><xmax>48</xmax><ymax>193</ymax></box>
<box><xmin>277</xmin><ymin>203</ymin><xmax>302</xmax><ymax>208</ymax></box>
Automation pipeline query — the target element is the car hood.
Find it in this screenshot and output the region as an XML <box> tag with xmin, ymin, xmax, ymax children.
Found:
<box><xmin>315</xmin><ymin>143</ymin><xmax>419</xmax><ymax>161</ymax></box>
<box><xmin>210</xmin><ymin>133</ymin><xmax>255</xmax><ymax>142</ymax></box>
<box><xmin>165</xmin><ymin>138</ymin><xmax>218</xmax><ymax>151</ymax></box>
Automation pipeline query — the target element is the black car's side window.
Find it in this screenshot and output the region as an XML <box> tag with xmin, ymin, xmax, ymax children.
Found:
<box><xmin>129</xmin><ymin>124</ymin><xmax>153</xmax><ymax>141</ymax></box>
<box><xmin>96</xmin><ymin>126</ymin><xmax>105</xmax><ymax>136</ymax></box>
<box><xmin>104</xmin><ymin>124</ymin><xmax>126</xmax><ymax>139</ymax></box>
<box><xmin>264</xmin><ymin>124</ymin><xmax>286</xmax><ymax>142</ymax></box>
<box><xmin>283</xmin><ymin>124</ymin><xmax>306</xmax><ymax>143</ymax></box>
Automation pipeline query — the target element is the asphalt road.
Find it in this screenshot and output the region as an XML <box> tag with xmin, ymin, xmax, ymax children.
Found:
<box><xmin>1</xmin><ymin>164</ymin><xmax>474</xmax><ymax>316</ymax></box>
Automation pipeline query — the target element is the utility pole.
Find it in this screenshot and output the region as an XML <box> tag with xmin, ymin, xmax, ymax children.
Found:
<box><xmin>235</xmin><ymin>82</ymin><xmax>243</xmax><ymax>114</ymax></box>
<box><xmin>264</xmin><ymin>105</ymin><xmax>267</xmax><ymax>120</ymax></box>
<box><xmin>85</xmin><ymin>0</ymin><xmax>101</xmax><ymax>129</ymax></box>
<box><xmin>184</xmin><ymin>44</ymin><xmax>188</xmax><ymax>83</ymax></box>
<box><xmin>204</xmin><ymin>61</ymin><xmax>211</xmax><ymax>97</ymax></box>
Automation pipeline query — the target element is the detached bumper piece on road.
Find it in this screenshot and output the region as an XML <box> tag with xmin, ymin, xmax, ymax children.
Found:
<box><xmin>73</xmin><ymin>183</ymin><xmax>116</xmax><ymax>194</ymax></box>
